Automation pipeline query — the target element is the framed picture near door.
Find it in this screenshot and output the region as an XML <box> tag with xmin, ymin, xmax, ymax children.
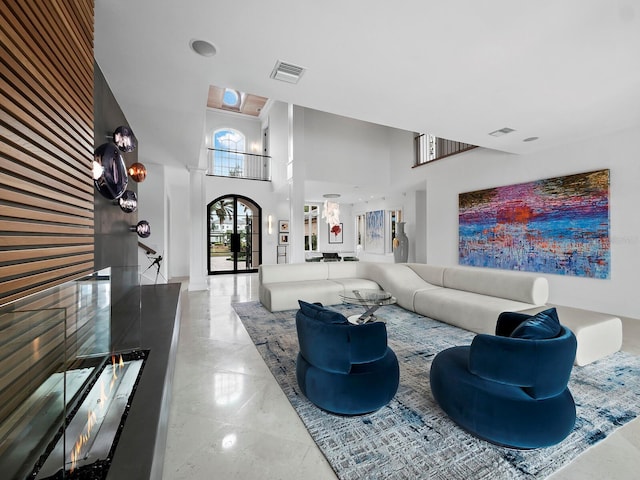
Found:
<box><xmin>328</xmin><ymin>223</ymin><xmax>343</xmax><ymax>244</ymax></box>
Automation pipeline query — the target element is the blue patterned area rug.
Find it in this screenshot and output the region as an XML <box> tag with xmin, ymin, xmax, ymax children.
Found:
<box><xmin>232</xmin><ymin>301</ymin><xmax>640</xmax><ymax>480</ymax></box>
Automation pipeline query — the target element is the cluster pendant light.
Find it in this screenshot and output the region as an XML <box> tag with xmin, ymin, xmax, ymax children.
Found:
<box><xmin>118</xmin><ymin>190</ymin><xmax>138</xmax><ymax>213</ymax></box>
<box><xmin>322</xmin><ymin>194</ymin><xmax>341</xmax><ymax>227</ymax></box>
<box><xmin>130</xmin><ymin>220</ymin><xmax>151</xmax><ymax>238</ymax></box>
<box><xmin>113</xmin><ymin>125</ymin><xmax>137</xmax><ymax>152</ymax></box>
<box><xmin>128</xmin><ymin>162</ymin><xmax>147</xmax><ymax>182</ymax></box>
<box><xmin>93</xmin><ymin>143</ymin><xmax>128</xmax><ymax>200</ymax></box>
<box><xmin>94</xmin><ymin>125</ymin><xmax>150</xmax><ymax>237</ymax></box>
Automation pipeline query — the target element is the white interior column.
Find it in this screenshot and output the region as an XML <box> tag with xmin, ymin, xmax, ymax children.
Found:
<box><xmin>188</xmin><ymin>167</ymin><xmax>208</xmax><ymax>291</ymax></box>
<box><xmin>288</xmin><ymin>105</ymin><xmax>306</xmax><ymax>263</ymax></box>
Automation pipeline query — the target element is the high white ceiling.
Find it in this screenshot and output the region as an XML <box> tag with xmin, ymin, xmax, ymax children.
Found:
<box><xmin>95</xmin><ymin>0</ymin><xmax>640</xmax><ymax>174</ymax></box>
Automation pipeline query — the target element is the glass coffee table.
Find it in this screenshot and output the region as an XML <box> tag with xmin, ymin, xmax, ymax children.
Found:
<box><xmin>339</xmin><ymin>289</ymin><xmax>397</xmax><ymax>324</ymax></box>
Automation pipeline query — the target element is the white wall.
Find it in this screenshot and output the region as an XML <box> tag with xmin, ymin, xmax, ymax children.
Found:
<box><xmin>305</xmin><ymin>202</ymin><xmax>356</xmax><ymax>255</ymax></box>
<box><xmin>166</xmin><ymin>165</ymin><xmax>190</xmax><ymax>279</ymax></box>
<box><xmin>199</xmin><ymin>104</ymin><xmax>418</xmax><ymax>266</ymax></box>
<box><xmin>151</xmin><ymin>104</ymin><xmax>292</xmax><ymax>279</ymax></box>
<box><xmin>301</xmin><ymin>109</ymin><xmax>394</xmax><ymax>188</ymax></box>
<box><xmin>297</xmin><ymin>108</ymin><xmax>416</xmax><ymax>260</ymax></box>
<box><xmin>136</xmin><ymin>162</ymin><xmax>168</xmax><ymax>283</ymax></box>
<box><xmin>205</xmin><ymin>109</ymin><xmax>262</xmax><ymax>152</ymax></box>
<box><xmin>352</xmin><ymin>192</ymin><xmax>416</xmax><ymax>263</ymax></box>
<box><xmin>204</xmin><ymin>176</ymin><xmax>285</xmax><ymax>265</ymax></box>
<box><xmin>267</xmin><ymin>101</ymin><xmax>290</xmax><ymax>195</ymax></box>
<box><xmin>422</xmin><ymin>127</ymin><xmax>640</xmax><ymax>319</ymax></box>
<box><xmin>154</xmin><ymin>105</ymin><xmax>640</xmax><ymax>320</ymax></box>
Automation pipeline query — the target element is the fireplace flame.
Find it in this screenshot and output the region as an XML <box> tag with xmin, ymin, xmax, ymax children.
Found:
<box><xmin>70</xmin><ymin>410</ymin><xmax>98</xmax><ymax>473</ymax></box>
<box><xmin>99</xmin><ymin>379</ymin><xmax>107</xmax><ymax>410</ymax></box>
<box><xmin>69</xmin><ymin>355</ymin><xmax>127</xmax><ymax>474</ymax></box>
<box><xmin>111</xmin><ymin>355</ymin><xmax>118</xmax><ymax>378</ymax></box>
<box><xmin>110</xmin><ymin>354</ymin><xmax>124</xmax><ymax>390</ymax></box>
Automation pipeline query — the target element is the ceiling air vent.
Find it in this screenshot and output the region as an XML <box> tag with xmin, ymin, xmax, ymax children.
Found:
<box><xmin>270</xmin><ymin>60</ymin><xmax>306</xmax><ymax>84</ymax></box>
<box><xmin>488</xmin><ymin>127</ymin><xmax>516</xmax><ymax>137</ymax></box>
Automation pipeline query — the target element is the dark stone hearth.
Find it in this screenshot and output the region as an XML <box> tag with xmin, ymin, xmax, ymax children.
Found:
<box><xmin>30</xmin><ymin>351</ymin><xmax>148</xmax><ymax>480</ymax></box>
<box><xmin>106</xmin><ymin>283</ymin><xmax>181</xmax><ymax>480</ymax></box>
<box><xmin>25</xmin><ymin>283</ymin><xmax>180</xmax><ymax>480</ymax></box>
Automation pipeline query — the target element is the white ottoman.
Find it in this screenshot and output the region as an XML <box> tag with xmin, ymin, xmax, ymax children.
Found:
<box><xmin>520</xmin><ymin>305</ymin><xmax>623</xmax><ymax>366</ymax></box>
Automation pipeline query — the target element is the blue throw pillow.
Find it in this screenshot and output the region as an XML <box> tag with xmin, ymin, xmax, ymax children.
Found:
<box><xmin>298</xmin><ymin>300</ymin><xmax>348</xmax><ymax>324</ymax></box>
<box><xmin>510</xmin><ymin>307</ymin><xmax>561</xmax><ymax>339</ymax></box>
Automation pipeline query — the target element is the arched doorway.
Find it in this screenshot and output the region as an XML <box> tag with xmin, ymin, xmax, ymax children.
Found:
<box><xmin>208</xmin><ymin>195</ymin><xmax>262</xmax><ymax>274</ymax></box>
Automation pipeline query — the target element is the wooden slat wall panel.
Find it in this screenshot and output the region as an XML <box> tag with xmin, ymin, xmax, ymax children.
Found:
<box><xmin>0</xmin><ymin>136</ymin><xmax>93</xmax><ymax>197</ymax></box>
<box><xmin>1</xmin><ymin>44</ymin><xmax>93</xmax><ymax>145</ymax></box>
<box><xmin>0</xmin><ymin>5</ymin><xmax>92</xmax><ymax>128</ymax></box>
<box><xmin>1</xmin><ymin>187</ymin><xmax>93</xmax><ymax>219</ymax></box>
<box><xmin>0</xmin><ymin>235</ymin><xmax>93</xmax><ymax>247</ymax></box>
<box><xmin>0</xmin><ymin>0</ymin><xmax>94</xmax><ymax>305</ymax></box>
<box><xmin>1</xmin><ymin>205</ymin><xmax>93</xmax><ymax>226</ymax></box>
<box><xmin>1</xmin><ymin>219</ymin><xmax>94</xmax><ymax>235</ymax></box>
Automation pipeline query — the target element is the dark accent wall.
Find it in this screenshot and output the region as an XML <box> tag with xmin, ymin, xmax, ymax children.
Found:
<box><xmin>93</xmin><ymin>64</ymin><xmax>140</xmax><ymax>342</ymax></box>
<box><xmin>93</xmin><ymin>64</ymin><xmax>138</xmax><ymax>273</ymax></box>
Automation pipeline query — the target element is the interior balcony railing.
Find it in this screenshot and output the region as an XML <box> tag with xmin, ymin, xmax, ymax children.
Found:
<box><xmin>207</xmin><ymin>148</ymin><xmax>271</xmax><ymax>181</ymax></box>
<box><xmin>414</xmin><ymin>134</ymin><xmax>478</xmax><ymax>167</ymax></box>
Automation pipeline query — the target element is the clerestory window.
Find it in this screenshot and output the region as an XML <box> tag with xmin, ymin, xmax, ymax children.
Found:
<box><xmin>212</xmin><ymin>128</ymin><xmax>246</xmax><ymax>177</ymax></box>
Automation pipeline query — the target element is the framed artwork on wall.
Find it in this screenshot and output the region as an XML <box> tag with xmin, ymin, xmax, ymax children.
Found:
<box><xmin>279</xmin><ymin>220</ymin><xmax>289</xmax><ymax>233</ymax></box>
<box><xmin>279</xmin><ymin>233</ymin><xmax>289</xmax><ymax>245</ymax></box>
<box><xmin>365</xmin><ymin>210</ymin><xmax>385</xmax><ymax>254</ymax></box>
<box><xmin>328</xmin><ymin>223</ymin><xmax>343</xmax><ymax>244</ymax></box>
<box><xmin>458</xmin><ymin>169</ymin><xmax>610</xmax><ymax>278</ymax></box>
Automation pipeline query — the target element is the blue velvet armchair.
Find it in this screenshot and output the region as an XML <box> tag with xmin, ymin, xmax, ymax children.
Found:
<box><xmin>295</xmin><ymin>300</ymin><xmax>400</xmax><ymax>415</ymax></box>
<box><xmin>429</xmin><ymin>308</ymin><xmax>577</xmax><ymax>449</ymax></box>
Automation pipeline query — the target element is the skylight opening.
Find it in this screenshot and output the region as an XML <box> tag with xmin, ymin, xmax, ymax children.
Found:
<box><xmin>222</xmin><ymin>89</ymin><xmax>240</xmax><ymax>108</ymax></box>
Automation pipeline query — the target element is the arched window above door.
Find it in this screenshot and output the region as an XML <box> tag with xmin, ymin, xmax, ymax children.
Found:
<box><xmin>211</xmin><ymin>128</ymin><xmax>246</xmax><ymax>177</ymax></box>
<box><xmin>207</xmin><ymin>128</ymin><xmax>271</xmax><ymax>181</ymax></box>
<box><xmin>214</xmin><ymin>128</ymin><xmax>245</xmax><ymax>151</ymax></box>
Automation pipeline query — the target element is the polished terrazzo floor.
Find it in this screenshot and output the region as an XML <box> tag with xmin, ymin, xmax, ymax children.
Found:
<box><xmin>162</xmin><ymin>274</ymin><xmax>640</xmax><ymax>479</ymax></box>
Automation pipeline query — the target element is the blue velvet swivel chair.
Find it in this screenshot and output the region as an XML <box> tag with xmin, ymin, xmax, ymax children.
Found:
<box><xmin>429</xmin><ymin>308</ymin><xmax>577</xmax><ymax>449</ymax></box>
<box><xmin>295</xmin><ymin>300</ymin><xmax>400</xmax><ymax>415</ymax></box>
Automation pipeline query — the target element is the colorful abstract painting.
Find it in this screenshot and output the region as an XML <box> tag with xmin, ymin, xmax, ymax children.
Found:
<box><xmin>458</xmin><ymin>170</ymin><xmax>610</xmax><ymax>278</ymax></box>
<box><xmin>365</xmin><ymin>210</ymin><xmax>385</xmax><ymax>254</ymax></box>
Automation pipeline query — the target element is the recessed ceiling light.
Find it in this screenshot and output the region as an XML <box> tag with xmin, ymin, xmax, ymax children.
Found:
<box><xmin>190</xmin><ymin>39</ymin><xmax>217</xmax><ymax>57</ymax></box>
<box><xmin>523</xmin><ymin>136</ymin><xmax>540</xmax><ymax>142</ymax></box>
<box><xmin>488</xmin><ymin>127</ymin><xmax>516</xmax><ymax>137</ymax></box>
<box><xmin>322</xmin><ymin>193</ymin><xmax>341</xmax><ymax>199</ymax></box>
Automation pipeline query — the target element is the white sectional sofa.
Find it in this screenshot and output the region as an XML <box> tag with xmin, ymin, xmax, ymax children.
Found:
<box><xmin>259</xmin><ymin>262</ymin><xmax>548</xmax><ymax>335</ymax></box>
<box><xmin>258</xmin><ymin>261</ymin><xmax>623</xmax><ymax>365</ymax></box>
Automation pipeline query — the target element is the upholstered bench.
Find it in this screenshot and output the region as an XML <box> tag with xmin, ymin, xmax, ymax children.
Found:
<box><xmin>521</xmin><ymin>305</ymin><xmax>622</xmax><ymax>366</ymax></box>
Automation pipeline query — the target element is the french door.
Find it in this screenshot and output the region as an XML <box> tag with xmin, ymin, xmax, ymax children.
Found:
<box><xmin>207</xmin><ymin>195</ymin><xmax>261</xmax><ymax>274</ymax></box>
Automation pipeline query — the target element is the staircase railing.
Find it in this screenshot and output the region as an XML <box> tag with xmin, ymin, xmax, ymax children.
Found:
<box><xmin>207</xmin><ymin>148</ymin><xmax>271</xmax><ymax>181</ymax></box>
<box><xmin>138</xmin><ymin>241</ymin><xmax>156</xmax><ymax>255</ymax></box>
<box><xmin>414</xmin><ymin>134</ymin><xmax>477</xmax><ymax>166</ymax></box>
